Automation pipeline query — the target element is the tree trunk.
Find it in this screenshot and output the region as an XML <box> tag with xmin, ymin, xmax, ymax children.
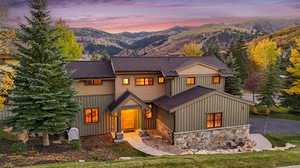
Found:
<box><xmin>42</xmin><ymin>133</ymin><xmax>50</xmax><ymax>146</ymax></box>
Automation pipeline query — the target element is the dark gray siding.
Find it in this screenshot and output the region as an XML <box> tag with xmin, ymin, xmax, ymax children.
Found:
<box><xmin>73</xmin><ymin>94</ymin><xmax>115</xmax><ymax>136</ymax></box>
<box><xmin>156</xmin><ymin>106</ymin><xmax>174</xmax><ymax>130</ymax></box>
<box><xmin>175</xmin><ymin>94</ymin><xmax>250</xmax><ymax>132</ymax></box>
<box><xmin>171</xmin><ymin>75</ymin><xmax>225</xmax><ymax>96</ymax></box>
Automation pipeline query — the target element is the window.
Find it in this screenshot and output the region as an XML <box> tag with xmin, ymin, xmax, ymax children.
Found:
<box><xmin>207</xmin><ymin>113</ymin><xmax>222</xmax><ymax>128</ymax></box>
<box><xmin>145</xmin><ymin>104</ymin><xmax>153</xmax><ymax>119</ymax></box>
<box><xmin>122</xmin><ymin>78</ymin><xmax>130</xmax><ymax>85</ymax></box>
<box><xmin>85</xmin><ymin>108</ymin><xmax>99</xmax><ymax>123</ymax></box>
<box><xmin>158</xmin><ymin>77</ymin><xmax>165</xmax><ymax>84</ymax></box>
<box><xmin>212</xmin><ymin>76</ymin><xmax>221</xmax><ymax>84</ymax></box>
<box><xmin>85</xmin><ymin>79</ymin><xmax>102</xmax><ymax>85</ymax></box>
<box><xmin>186</xmin><ymin>77</ymin><xmax>196</xmax><ymax>85</ymax></box>
<box><xmin>135</xmin><ymin>78</ymin><xmax>154</xmax><ymax>86</ymax></box>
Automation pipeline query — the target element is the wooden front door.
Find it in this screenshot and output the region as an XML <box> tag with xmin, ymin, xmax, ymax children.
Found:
<box><xmin>121</xmin><ymin>109</ymin><xmax>138</xmax><ymax>130</ymax></box>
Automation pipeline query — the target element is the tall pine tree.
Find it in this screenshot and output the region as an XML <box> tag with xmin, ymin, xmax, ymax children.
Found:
<box><xmin>6</xmin><ymin>0</ymin><xmax>80</xmax><ymax>146</ymax></box>
<box><xmin>225</xmin><ymin>53</ymin><xmax>242</xmax><ymax>95</ymax></box>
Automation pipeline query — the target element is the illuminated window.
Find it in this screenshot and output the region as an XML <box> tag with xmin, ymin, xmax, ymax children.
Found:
<box><xmin>158</xmin><ymin>77</ymin><xmax>165</xmax><ymax>84</ymax></box>
<box><xmin>85</xmin><ymin>108</ymin><xmax>99</xmax><ymax>123</ymax></box>
<box><xmin>135</xmin><ymin>78</ymin><xmax>154</xmax><ymax>86</ymax></box>
<box><xmin>85</xmin><ymin>80</ymin><xmax>102</xmax><ymax>85</ymax></box>
<box><xmin>145</xmin><ymin>104</ymin><xmax>153</xmax><ymax>119</ymax></box>
<box><xmin>122</xmin><ymin>78</ymin><xmax>130</xmax><ymax>85</ymax></box>
<box><xmin>186</xmin><ymin>77</ymin><xmax>196</xmax><ymax>85</ymax></box>
<box><xmin>207</xmin><ymin>113</ymin><xmax>222</xmax><ymax>128</ymax></box>
<box><xmin>212</xmin><ymin>76</ymin><xmax>221</xmax><ymax>84</ymax></box>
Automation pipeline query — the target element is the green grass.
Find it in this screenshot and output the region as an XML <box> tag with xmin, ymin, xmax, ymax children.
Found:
<box><xmin>265</xmin><ymin>134</ymin><xmax>300</xmax><ymax>147</ymax></box>
<box><xmin>0</xmin><ymin>128</ymin><xmax>17</xmax><ymax>141</ymax></box>
<box><xmin>250</xmin><ymin>112</ymin><xmax>300</xmax><ymax>122</ymax></box>
<box><xmin>110</xmin><ymin>142</ymin><xmax>149</xmax><ymax>158</ymax></box>
<box><xmin>22</xmin><ymin>135</ymin><xmax>300</xmax><ymax>168</ymax></box>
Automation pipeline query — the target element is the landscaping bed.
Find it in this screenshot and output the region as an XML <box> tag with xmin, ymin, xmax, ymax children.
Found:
<box><xmin>0</xmin><ymin>131</ymin><xmax>147</xmax><ymax>168</ymax></box>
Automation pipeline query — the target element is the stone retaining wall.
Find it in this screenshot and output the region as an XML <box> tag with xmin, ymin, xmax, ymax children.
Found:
<box><xmin>156</xmin><ymin>119</ymin><xmax>173</xmax><ymax>143</ymax></box>
<box><xmin>174</xmin><ymin>125</ymin><xmax>250</xmax><ymax>150</ymax></box>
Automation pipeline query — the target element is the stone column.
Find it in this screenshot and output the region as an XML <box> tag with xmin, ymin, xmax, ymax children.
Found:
<box><xmin>114</xmin><ymin>112</ymin><xmax>123</xmax><ymax>143</ymax></box>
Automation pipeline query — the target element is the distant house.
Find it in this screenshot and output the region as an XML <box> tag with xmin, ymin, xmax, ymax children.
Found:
<box><xmin>65</xmin><ymin>56</ymin><xmax>254</xmax><ymax>150</ymax></box>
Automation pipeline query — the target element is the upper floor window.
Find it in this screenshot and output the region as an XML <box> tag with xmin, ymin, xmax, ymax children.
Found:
<box><xmin>207</xmin><ymin>113</ymin><xmax>222</xmax><ymax>128</ymax></box>
<box><xmin>122</xmin><ymin>78</ymin><xmax>130</xmax><ymax>85</ymax></box>
<box><xmin>135</xmin><ymin>78</ymin><xmax>154</xmax><ymax>86</ymax></box>
<box><xmin>85</xmin><ymin>108</ymin><xmax>99</xmax><ymax>123</ymax></box>
<box><xmin>158</xmin><ymin>77</ymin><xmax>165</xmax><ymax>84</ymax></box>
<box><xmin>212</xmin><ymin>76</ymin><xmax>221</xmax><ymax>84</ymax></box>
<box><xmin>186</xmin><ymin>77</ymin><xmax>196</xmax><ymax>85</ymax></box>
<box><xmin>145</xmin><ymin>103</ymin><xmax>153</xmax><ymax>119</ymax></box>
<box><xmin>85</xmin><ymin>79</ymin><xmax>102</xmax><ymax>85</ymax></box>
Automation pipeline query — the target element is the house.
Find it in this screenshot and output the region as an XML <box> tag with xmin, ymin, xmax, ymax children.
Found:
<box><xmin>66</xmin><ymin>56</ymin><xmax>254</xmax><ymax>150</ymax></box>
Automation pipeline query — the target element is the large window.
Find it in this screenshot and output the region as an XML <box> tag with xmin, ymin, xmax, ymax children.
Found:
<box><xmin>158</xmin><ymin>77</ymin><xmax>165</xmax><ymax>84</ymax></box>
<box><xmin>207</xmin><ymin>113</ymin><xmax>222</xmax><ymax>128</ymax></box>
<box><xmin>135</xmin><ymin>78</ymin><xmax>154</xmax><ymax>86</ymax></box>
<box><xmin>212</xmin><ymin>76</ymin><xmax>221</xmax><ymax>84</ymax></box>
<box><xmin>145</xmin><ymin>103</ymin><xmax>153</xmax><ymax>119</ymax></box>
<box><xmin>85</xmin><ymin>108</ymin><xmax>99</xmax><ymax>123</ymax></box>
<box><xmin>186</xmin><ymin>77</ymin><xmax>196</xmax><ymax>85</ymax></box>
<box><xmin>85</xmin><ymin>80</ymin><xmax>102</xmax><ymax>85</ymax></box>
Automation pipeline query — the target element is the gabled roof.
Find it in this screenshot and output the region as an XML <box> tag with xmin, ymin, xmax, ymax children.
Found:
<box><xmin>111</xmin><ymin>56</ymin><xmax>232</xmax><ymax>77</ymax></box>
<box><xmin>66</xmin><ymin>61</ymin><xmax>114</xmax><ymax>79</ymax></box>
<box><xmin>108</xmin><ymin>90</ymin><xmax>149</xmax><ymax>112</ymax></box>
<box><xmin>153</xmin><ymin>86</ymin><xmax>215</xmax><ymax>111</ymax></box>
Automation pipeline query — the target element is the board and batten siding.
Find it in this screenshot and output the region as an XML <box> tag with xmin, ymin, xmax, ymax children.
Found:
<box><xmin>156</xmin><ymin>106</ymin><xmax>174</xmax><ymax>130</ymax></box>
<box><xmin>174</xmin><ymin>93</ymin><xmax>250</xmax><ymax>132</ymax></box>
<box><xmin>73</xmin><ymin>94</ymin><xmax>115</xmax><ymax>136</ymax></box>
<box><xmin>171</xmin><ymin>75</ymin><xmax>225</xmax><ymax>96</ymax></box>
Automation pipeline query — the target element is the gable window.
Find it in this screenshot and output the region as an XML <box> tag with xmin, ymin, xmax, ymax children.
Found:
<box><xmin>212</xmin><ymin>76</ymin><xmax>221</xmax><ymax>84</ymax></box>
<box><xmin>122</xmin><ymin>78</ymin><xmax>130</xmax><ymax>85</ymax></box>
<box><xmin>85</xmin><ymin>79</ymin><xmax>102</xmax><ymax>85</ymax></box>
<box><xmin>85</xmin><ymin>108</ymin><xmax>99</xmax><ymax>123</ymax></box>
<box><xmin>145</xmin><ymin>103</ymin><xmax>153</xmax><ymax>119</ymax></box>
<box><xmin>207</xmin><ymin>113</ymin><xmax>222</xmax><ymax>128</ymax></box>
<box><xmin>186</xmin><ymin>77</ymin><xmax>196</xmax><ymax>85</ymax></box>
<box><xmin>158</xmin><ymin>77</ymin><xmax>165</xmax><ymax>84</ymax></box>
<box><xmin>135</xmin><ymin>78</ymin><xmax>154</xmax><ymax>86</ymax></box>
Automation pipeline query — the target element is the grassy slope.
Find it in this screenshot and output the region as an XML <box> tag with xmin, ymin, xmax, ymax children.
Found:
<box><xmin>23</xmin><ymin>135</ymin><xmax>300</xmax><ymax>168</ymax></box>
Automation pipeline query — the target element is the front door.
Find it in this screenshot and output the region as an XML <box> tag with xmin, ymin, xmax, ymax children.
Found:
<box><xmin>121</xmin><ymin>109</ymin><xmax>138</xmax><ymax>131</ymax></box>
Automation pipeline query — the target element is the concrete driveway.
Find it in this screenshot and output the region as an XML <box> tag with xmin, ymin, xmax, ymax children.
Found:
<box><xmin>250</xmin><ymin>118</ymin><xmax>300</xmax><ymax>134</ymax></box>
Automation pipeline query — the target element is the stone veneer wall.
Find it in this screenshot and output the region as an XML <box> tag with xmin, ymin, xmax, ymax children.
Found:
<box><xmin>174</xmin><ymin>125</ymin><xmax>250</xmax><ymax>150</ymax></box>
<box><xmin>156</xmin><ymin>119</ymin><xmax>173</xmax><ymax>143</ymax></box>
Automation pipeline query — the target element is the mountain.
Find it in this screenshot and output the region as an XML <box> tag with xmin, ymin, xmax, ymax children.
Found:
<box><xmin>73</xmin><ymin>18</ymin><xmax>300</xmax><ymax>58</ymax></box>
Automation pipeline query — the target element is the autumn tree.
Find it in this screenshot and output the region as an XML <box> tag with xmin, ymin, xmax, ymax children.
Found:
<box><xmin>243</xmin><ymin>72</ymin><xmax>260</xmax><ymax>102</ymax></box>
<box><xmin>282</xmin><ymin>39</ymin><xmax>300</xmax><ymax>112</ymax></box>
<box><xmin>54</xmin><ymin>19</ymin><xmax>83</xmax><ymax>60</ymax></box>
<box><xmin>0</xmin><ymin>73</ymin><xmax>14</xmax><ymax>110</ymax></box>
<box><xmin>182</xmin><ymin>42</ymin><xmax>204</xmax><ymax>56</ymax></box>
<box><xmin>7</xmin><ymin>0</ymin><xmax>80</xmax><ymax>146</ymax></box>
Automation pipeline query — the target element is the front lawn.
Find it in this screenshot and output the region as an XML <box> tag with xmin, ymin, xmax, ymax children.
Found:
<box><xmin>22</xmin><ymin>134</ymin><xmax>300</xmax><ymax>168</ymax></box>
<box><xmin>250</xmin><ymin>112</ymin><xmax>300</xmax><ymax>122</ymax></box>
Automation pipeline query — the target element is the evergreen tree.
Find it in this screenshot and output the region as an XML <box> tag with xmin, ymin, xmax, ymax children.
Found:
<box><xmin>6</xmin><ymin>0</ymin><xmax>80</xmax><ymax>146</ymax></box>
<box><xmin>257</xmin><ymin>63</ymin><xmax>282</xmax><ymax>107</ymax></box>
<box><xmin>225</xmin><ymin>54</ymin><xmax>242</xmax><ymax>95</ymax></box>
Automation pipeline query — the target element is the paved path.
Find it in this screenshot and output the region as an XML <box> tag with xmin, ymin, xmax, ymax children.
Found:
<box><xmin>250</xmin><ymin>118</ymin><xmax>300</xmax><ymax>134</ymax></box>
<box><xmin>124</xmin><ymin>132</ymin><xmax>173</xmax><ymax>156</ymax></box>
<box><xmin>250</xmin><ymin>134</ymin><xmax>272</xmax><ymax>150</ymax></box>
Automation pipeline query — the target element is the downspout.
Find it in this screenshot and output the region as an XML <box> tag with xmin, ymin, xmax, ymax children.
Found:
<box><xmin>172</xmin><ymin>113</ymin><xmax>176</xmax><ymax>145</ymax></box>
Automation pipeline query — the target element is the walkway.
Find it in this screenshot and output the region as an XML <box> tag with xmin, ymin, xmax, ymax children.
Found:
<box><xmin>250</xmin><ymin>118</ymin><xmax>300</xmax><ymax>134</ymax></box>
<box><xmin>123</xmin><ymin>132</ymin><xmax>174</xmax><ymax>156</ymax></box>
<box><xmin>250</xmin><ymin>134</ymin><xmax>272</xmax><ymax>150</ymax></box>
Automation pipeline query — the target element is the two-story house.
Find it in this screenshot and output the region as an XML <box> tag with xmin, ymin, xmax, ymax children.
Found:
<box><xmin>66</xmin><ymin>56</ymin><xmax>254</xmax><ymax>150</ymax></box>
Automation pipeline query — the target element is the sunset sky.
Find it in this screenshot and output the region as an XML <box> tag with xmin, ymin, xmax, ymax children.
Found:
<box><xmin>2</xmin><ymin>0</ymin><xmax>300</xmax><ymax>33</ymax></box>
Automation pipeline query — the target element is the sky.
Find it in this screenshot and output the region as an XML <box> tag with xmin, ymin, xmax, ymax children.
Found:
<box><xmin>2</xmin><ymin>0</ymin><xmax>300</xmax><ymax>33</ymax></box>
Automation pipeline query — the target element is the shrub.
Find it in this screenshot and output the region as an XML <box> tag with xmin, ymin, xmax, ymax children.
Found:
<box><xmin>90</xmin><ymin>153</ymin><xmax>102</xmax><ymax>161</ymax></box>
<box><xmin>70</xmin><ymin>140</ymin><xmax>81</xmax><ymax>150</ymax></box>
<box><xmin>270</xmin><ymin>106</ymin><xmax>291</xmax><ymax>113</ymax></box>
<box><xmin>9</xmin><ymin>141</ymin><xmax>27</xmax><ymax>154</ymax></box>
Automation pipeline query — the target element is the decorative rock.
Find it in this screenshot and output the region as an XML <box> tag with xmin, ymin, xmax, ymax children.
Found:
<box><xmin>119</xmin><ymin>157</ymin><xmax>133</xmax><ymax>160</ymax></box>
<box><xmin>52</xmin><ymin>140</ymin><xmax>62</xmax><ymax>144</ymax></box>
<box><xmin>68</xmin><ymin>128</ymin><xmax>79</xmax><ymax>141</ymax></box>
<box><xmin>113</xmin><ymin>132</ymin><xmax>124</xmax><ymax>143</ymax></box>
<box><xmin>78</xmin><ymin>160</ymin><xmax>85</xmax><ymax>162</ymax></box>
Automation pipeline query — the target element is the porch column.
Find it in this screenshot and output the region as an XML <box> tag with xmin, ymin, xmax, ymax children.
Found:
<box><xmin>140</xmin><ymin>108</ymin><xmax>149</xmax><ymax>138</ymax></box>
<box><xmin>114</xmin><ymin>112</ymin><xmax>123</xmax><ymax>143</ymax></box>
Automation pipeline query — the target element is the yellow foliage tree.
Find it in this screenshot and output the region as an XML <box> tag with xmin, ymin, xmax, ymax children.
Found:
<box><xmin>0</xmin><ymin>30</ymin><xmax>16</xmax><ymax>55</ymax></box>
<box><xmin>250</xmin><ymin>39</ymin><xmax>281</xmax><ymax>69</ymax></box>
<box><xmin>285</xmin><ymin>39</ymin><xmax>300</xmax><ymax>94</ymax></box>
<box><xmin>0</xmin><ymin>73</ymin><xmax>14</xmax><ymax>110</ymax></box>
<box><xmin>181</xmin><ymin>42</ymin><xmax>204</xmax><ymax>56</ymax></box>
